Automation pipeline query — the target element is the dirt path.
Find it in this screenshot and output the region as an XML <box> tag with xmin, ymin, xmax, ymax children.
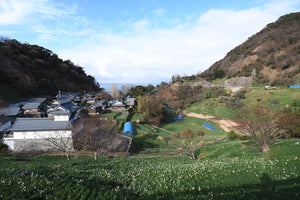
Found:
<box><xmin>183</xmin><ymin>111</ymin><xmax>244</xmax><ymax>134</ymax></box>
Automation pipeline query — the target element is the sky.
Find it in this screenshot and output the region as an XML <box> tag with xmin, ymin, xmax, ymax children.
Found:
<box><xmin>1</xmin><ymin>0</ymin><xmax>300</xmax><ymax>84</ymax></box>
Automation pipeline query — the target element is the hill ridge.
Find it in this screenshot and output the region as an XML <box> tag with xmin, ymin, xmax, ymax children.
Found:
<box><xmin>200</xmin><ymin>12</ymin><xmax>300</xmax><ymax>85</ymax></box>
<box><xmin>0</xmin><ymin>38</ymin><xmax>100</xmax><ymax>100</ymax></box>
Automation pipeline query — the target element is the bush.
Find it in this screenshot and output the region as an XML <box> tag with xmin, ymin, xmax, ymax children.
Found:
<box><xmin>174</xmin><ymin>132</ymin><xmax>181</xmax><ymax>138</ymax></box>
<box><xmin>256</xmin><ymin>97</ymin><xmax>262</xmax><ymax>102</ymax></box>
<box><xmin>238</xmin><ymin>135</ymin><xmax>252</xmax><ymax>140</ymax></box>
<box><xmin>227</xmin><ymin>130</ymin><xmax>239</xmax><ymax>140</ymax></box>
<box><xmin>197</xmin><ymin>130</ymin><xmax>205</xmax><ymax>136</ymax></box>
<box><xmin>181</xmin><ymin>129</ymin><xmax>195</xmax><ymax>139</ymax></box>
<box><xmin>226</xmin><ymin>97</ymin><xmax>244</xmax><ymax>109</ymax></box>
<box><xmin>0</xmin><ymin>142</ymin><xmax>8</xmax><ymax>153</ymax></box>
<box><xmin>268</xmin><ymin>98</ymin><xmax>280</xmax><ymax>104</ymax></box>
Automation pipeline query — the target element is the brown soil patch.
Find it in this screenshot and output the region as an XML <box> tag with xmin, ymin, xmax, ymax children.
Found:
<box><xmin>183</xmin><ymin>111</ymin><xmax>246</xmax><ymax>135</ymax></box>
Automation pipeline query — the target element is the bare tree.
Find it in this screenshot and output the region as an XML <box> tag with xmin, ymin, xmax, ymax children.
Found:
<box><xmin>73</xmin><ymin>117</ymin><xmax>116</xmax><ymax>160</ymax></box>
<box><xmin>176</xmin><ymin>140</ymin><xmax>204</xmax><ymax>160</ymax></box>
<box><xmin>75</xmin><ymin>129</ymin><xmax>111</xmax><ymax>160</ymax></box>
<box><xmin>119</xmin><ymin>84</ymin><xmax>134</xmax><ymax>99</ymax></box>
<box><xmin>45</xmin><ymin>136</ymin><xmax>74</xmax><ymax>160</ymax></box>
<box><xmin>238</xmin><ymin>105</ymin><xmax>282</xmax><ymax>153</ymax></box>
<box><xmin>111</xmin><ymin>83</ymin><xmax>120</xmax><ymax>99</ymax></box>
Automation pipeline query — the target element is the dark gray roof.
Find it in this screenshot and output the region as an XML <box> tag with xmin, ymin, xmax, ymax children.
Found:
<box><xmin>0</xmin><ymin>116</ymin><xmax>12</xmax><ymax>125</ymax></box>
<box><xmin>10</xmin><ymin>118</ymin><xmax>72</xmax><ymax>131</ymax></box>
<box><xmin>61</xmin><ymin>102</ymin><xmax>78</xmax><ymax>113</ymax></box>
<box><xmin>54</xmin><ymin>98</ymin><xmax>72</xmax><ymax>104</ymax></box>
<box><xmin>23</xmin><ymin>103</ymin><xmax>40</xmax><ymax>110</ymax></box>
<box><xmin>27</xmin><ymin>98</ymin><xmax>46</xmax><ymax>103</ymax></box>
<box><xmin>9</xmin><ymin>102</ymin><xmax>26</xmax><ymax>107</ymax></box>
<box><xmin>0</xmin><ymin>107</ymin><xmax>21</xmax><ymax>116</ymax></box>
<box><xmin>126</xmin><ymin>98</ymin><xmax>136</xmax><ymax>101</ymax></box>
<box><xmin>48</xmin><ymin>110</ymin><xmax>70</xmax><ymax>115</ymax></box>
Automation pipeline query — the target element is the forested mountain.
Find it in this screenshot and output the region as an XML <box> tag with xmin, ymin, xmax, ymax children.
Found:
<box><xmin>201</xmin><ymin>12</ymin><xmax>300</xmax><ymax>85</ymax></box>
<box><xmin>0</xmin><ymin>38</ymin><xmax>100</xmax><ymax>100</ymax></box>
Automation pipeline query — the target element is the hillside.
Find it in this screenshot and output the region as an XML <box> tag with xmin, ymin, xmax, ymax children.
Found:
<box><xmin>0</xmin><ymin>38</ymin><xmax>100</xmax><ymax>100</ymax></box>
<box><xmin>201</xmin><ymin>12</ymin><xmax>300</xmax><ymax>85</ymax></box>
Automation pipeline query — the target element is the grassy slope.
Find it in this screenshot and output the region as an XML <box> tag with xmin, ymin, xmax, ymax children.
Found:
<box><xmin>185</xmin><ymin>99</ymin><xmax>236</xmax><ymax>119</ymax></box>
<box><xmin>0</xmin><ymin>139</ymin><xmax>299</xmax><ymax>199</ymax></box>
<box><xmin>244</xmin><ymin>87</ymin><xmax>300</xmax><ymax>110</ymax></box>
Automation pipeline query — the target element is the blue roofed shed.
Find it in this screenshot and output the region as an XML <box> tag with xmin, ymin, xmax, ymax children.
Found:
<box><xmin>124</xmin><ymin>122</ymin><xmax>133</xmax><ymax>136</ymax></box>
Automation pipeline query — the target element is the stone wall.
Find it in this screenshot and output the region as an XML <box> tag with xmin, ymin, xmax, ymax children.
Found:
<box><xmin>12</xmin><ymin>137</ymin><xmax>74</xmax><ymax>152</ymax></box>
<box><xmin>222</xmin><ymin>77</ymin><xmax>253</xmax><ymax>87</ymax></box>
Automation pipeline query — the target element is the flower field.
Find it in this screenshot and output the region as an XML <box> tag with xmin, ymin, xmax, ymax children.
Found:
<box><xmin>1</xmin><ymin>139</ymin><xmax>299</xmax><ymax>199</ymax></box>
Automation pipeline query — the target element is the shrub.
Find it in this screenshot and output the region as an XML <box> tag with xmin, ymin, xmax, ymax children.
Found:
<box><xmin>268</xmin><ymin>98</ymin><xmax>279</xmax><ymax>104</ymax></box>
<box><xmin>197</xmin><ymin>130</ymin><xmax>205</xmax><ymax>136</ymax></box>
<box><xmin>238</xmin><ymin>135</ymin><xmax>252</xmax><ymax>140</ymax></box>
<box><xmin>181</xmin><ymin>129</ymin><xmax>195</xmax><ymax>139</ymax></box>
<box><xmin>256</xmin><ymin>97</ymin><xmax>262</xmax><ymax>102</ymax></box>
<box><xmin>174</xmin><ymin>132</ymin><xmax>181</xmax><ymax>138</ymax></box>
<box><xmin>227</xmin><ymin>130</ymin><xmax>239</xmax><ymax>140</ymax></box>
<box><xmin>0</xmin><ymin>142</ymin><xmax>8</xmax><ymax>153</ymax></box>
<box><xmin>226</xmin><ymin>97</ymin><xmax>244</xmax><ymax>109</ymax></box>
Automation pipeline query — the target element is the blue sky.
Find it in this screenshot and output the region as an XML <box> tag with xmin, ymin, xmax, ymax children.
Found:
<box><xmin>1</xmin><ymin>0</ymin><xmax>300</xmax><ymax>84</ymax></box>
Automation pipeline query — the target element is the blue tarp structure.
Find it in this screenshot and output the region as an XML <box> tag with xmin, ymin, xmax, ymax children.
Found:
<box><xmin>173</xmin><ymin>114</ymin><xmax>184</xmax><ymax>121</ymax></box>
<box><xmin>203</xmin><ymin>122</ymin><xmax>217</xmax><ymax>130</ymax></box>
<box><xmin>290</xmin><ymin>85</ymin><xmax>300</xmax><ymax>88</ymax></box>
<box><xmin>124</xmin><ymin>122</ymin><xmax>133</xmax><ymax>136</ymax></box>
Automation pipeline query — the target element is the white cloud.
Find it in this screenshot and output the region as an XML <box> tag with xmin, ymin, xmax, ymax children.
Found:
<box><xmin>153</xmin><ymin>8</ymin><xmax>166</xmax><ymax>16</ymax></box>
<box><xmin>0</xmin><ymin>0</ymin><xmax>34</xmax><ymax>24</ymax></box>
<box><xmin>61</xmin><ymin>0</ymin><xmax>299</xmax><ymax>84</ymax></box>
<box><xmin>0</xmin><ymin>0</ymin><xmax>76</xmax><ymax>25</ymax></box>
<box><xmin>2</xmin><ymin>0</ymin><xmax>299</xmax><ymax>84</ymax></box>
<box><xmin>133</xmin><ymin>19</ymin><xmax>150</xmax><ymax>34</ymax></box>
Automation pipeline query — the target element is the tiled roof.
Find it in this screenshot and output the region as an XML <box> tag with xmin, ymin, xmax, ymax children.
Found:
<box><xmin>0</xmin><ymin>116</ymin><xmax>12</xmax><ymax>125</ymax></box>
<box><xmin>53</xmin><ymin>98</ymin><xmax>72</xmax><ymax>104</ymax></box>
<box><xmin>8</xmin><ymin>102</ymin><xmax>26</xmax><ymax>108</ymax></box>
<box><xmin>48</xmin><ymin>110</ymin><xmax>70</xmax><ymax>115</ymax></box>
<box><xmin>27</xmin><ymin>98</ymin><xmax>46</xmax><ymax>103</ymax></box>
<box><xmin>0</xmin><ymin>107</ymin><xmax>21</xmax><ymax>116</ymax></box>
<box><xmin>10</xmin><ymin>118</ymin><xmax>72</xmax><ymax>131</ymax></box>
<box><xmin>126</xmin><ymin>98</ymin><xmax>136</xmax><ymax>101</ymax></box>
<box><xmin>61</xmin><ymin>102</ymin><xmax>78</xmax><ymax>113</ymax></box>
<box><xmin>23</xmin><ymin>103</ymin><xmax>40</xmax><ymax>110</ymax></box>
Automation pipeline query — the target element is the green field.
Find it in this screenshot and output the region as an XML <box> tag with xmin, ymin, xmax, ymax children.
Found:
<box><xmin>185</xmin><ymin>102</ymin><xmax>236</xmax><ymax>119</ymax></box>
<box><xmin>0</xmin><ymin>139</ymin><xmax>299</xmax><ymax>199</ymax></box>
<box><xmin>244</xmin><ymin>87</ymin><xmax>300</xmax><ymax>111</ymax></box>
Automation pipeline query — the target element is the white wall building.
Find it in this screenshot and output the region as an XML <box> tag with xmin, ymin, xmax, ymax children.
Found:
<box><xmin>3</xmin><ymin>112</ymin><xmax>73</xmax><ymax>152</ymax></box>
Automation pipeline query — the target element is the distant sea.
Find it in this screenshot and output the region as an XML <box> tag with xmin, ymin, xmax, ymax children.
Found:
<box><xmin>100</xmin><ymin>83</ymin><xmax>161</xmax><ymax>92</ymax></box>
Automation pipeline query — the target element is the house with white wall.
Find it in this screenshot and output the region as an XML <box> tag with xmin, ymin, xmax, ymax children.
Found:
<box><xmin>3</xmin><ymin>111</ymin><xmax>73</xmax><ymax>152</ymax></box>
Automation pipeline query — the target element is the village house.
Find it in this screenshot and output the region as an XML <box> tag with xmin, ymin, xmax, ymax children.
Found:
<box><xmin>22</xmin><ymin>102</ymin><xmax>41</xmax><ymax>114</ymax></box>
<box><xmin>98</xmin><ymin>100</ymin><xmax>108</xmax><ymax>109</ymax></box>
<box><xmin>125</xmin><ymin>97</ymin><xmax>137</xmax><ymax>108</ymax></box>
<box><xmin>47</xmin><ymin>102</ymin><xmax>80</xmax><ymax>123</ymax></box>
<box><xmin>111</xmin><ymin>100</ymin><xmax>126</xmax><ymax>109</ymax></box>
<box><xmin>52</xmin><ymin>97</ymin><xmax>72</xmax><ymax>105</ymax></box>
<box><xmin>88</xmin><ymin>104</ymin><xmax>102</xmax><ymax>115</ymax></box>
<box><xmin>95</xmin><ymin>93</ymin><xmax>102</xmax><ymax>100</ymax></box>
<box><xmin>3</xmin><ymin>111</ymin><xmax>73</xmax><ymax>152</ymax></box>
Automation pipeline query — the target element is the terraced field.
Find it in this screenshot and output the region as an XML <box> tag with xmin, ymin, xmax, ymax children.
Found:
<box><xmin>0</xmin><ymin>139</ymin><xmax>299</xmax><ymax>199</ymax></box>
